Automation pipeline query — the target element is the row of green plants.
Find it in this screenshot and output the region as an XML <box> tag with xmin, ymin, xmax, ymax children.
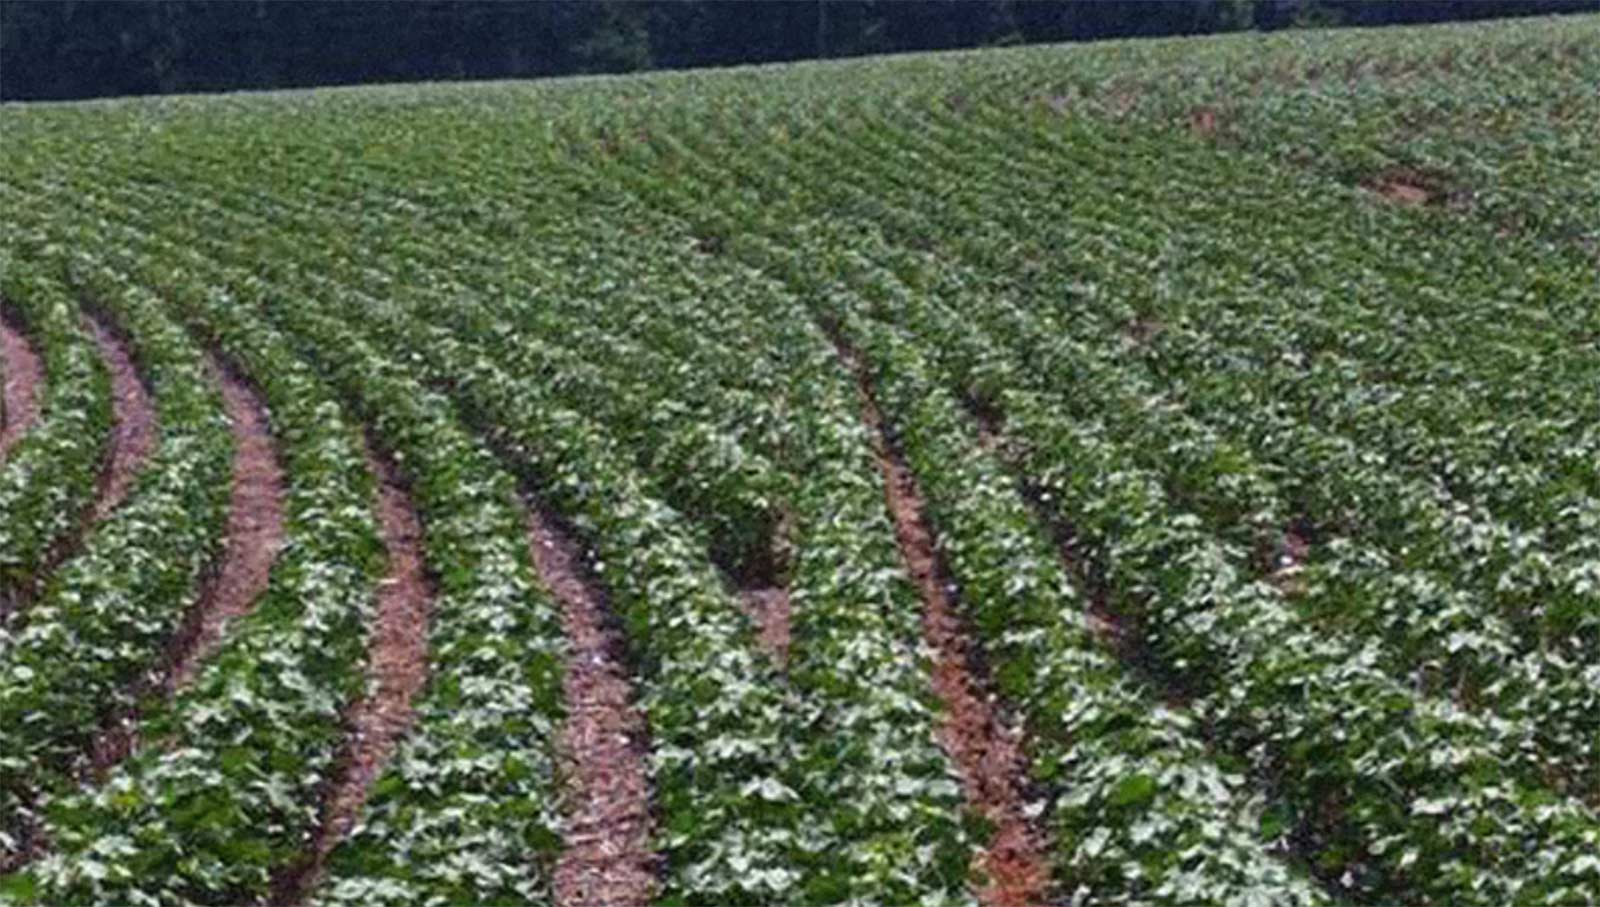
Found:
<box><xmin>733</xmin><ymin>230</ymin><xmax>1330</xmax><ymax>901</ymax></box>
<box><xmin>1</xmin><ymin>13</ymin><xmax>1594</xmax><ymax>903</ymax></box>
<box><xmin>888</xmin><ymin>33</ymin><xmax>1600</xmax><ymax>610</ymax></box>
<box><xmin>756</xmin><ymin>191</ymin><xmax>1600</xmax><ymax>902</ymax></box>
<box><xmin>765</xmin><ymin>48</ymin><xmax>1600</xmax><ymax>633</ymax></box>
<box><xmin>34</xmin><ymin>180</ymin><xmax>572</xmax><ymax>905</ymax></box>
<box><xmin>581</xmin><ymin>100</ymin><xmax>1338</xmax><ymax>902</ymax></box>
<box><xmin>0</xmin><ymin>242</ymin><xmax>233</xmax><ymax>870</ymax></box>
<box><xmin>690</xmin><ymin>81</ymin><xmax>1600</xmax><ymax>801</ymax></box>
<box><xmin>155</xmin><ymin>140</ymin><xmax>981</xmax><ymax>903</ymax></box>
<box><xmin>815</xmin><ymin>96</ymin><xmax>1600</xmax><ymax>790</ymax></box>
<box><xmin>75</xmin><ymin>154</ymin><xmax>842</xmax><ymax>902</ymax></box>
<box><xmin>225</xmin><ymin>260</ymin><xmax>570</xmax><ymax>907</ymax></box>
<box><xmin>585</xmin><ymin>83</ymin><xmax>1600</xmax><ymax>902</ymax></box>
<box><xmin>0</xmin><ymin>231</ymin><xmax>111</xmax><ymax>619</ymax></box>
<box><xmin>6</xmin><ymin>202</ymin><xmax>388</xmax><ymax>903</ymax></box>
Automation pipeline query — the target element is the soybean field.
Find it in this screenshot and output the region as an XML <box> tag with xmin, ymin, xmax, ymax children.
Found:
<box><xmin>2</xmin><ymin>13</ymin><xmax>1599</xmax><ymax>906</ymax></box>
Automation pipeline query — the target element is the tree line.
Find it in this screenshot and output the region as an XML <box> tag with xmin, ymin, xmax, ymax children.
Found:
<box><xmin>2</xmin><ymin>0</ymin><xmax>1595</xmax><ymax>102</ymax></box>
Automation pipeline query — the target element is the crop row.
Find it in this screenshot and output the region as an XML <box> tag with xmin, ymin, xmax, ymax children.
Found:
<box><xmin>0</xmin><ymin>239</ymin><xmax>233</xmax><ymax>873</ymax></box>
<box><xmin>161</xmin><ymin>148</ymin><xmax>978</xmax><ymax>903</ymax></box>
<box><xmin>0</xmin><ymin>246</ymin><xmax>111</xmax><ymax>620</ymax></box>
<box><xmin>12</xmin><ymin>236</ymin><xmax>387</xmax><ymax>901</ymax></box>
<box><xmin>569</xmin><ymin>83</ymin><xmax>1600</xmax><ymax>902</ymax></box>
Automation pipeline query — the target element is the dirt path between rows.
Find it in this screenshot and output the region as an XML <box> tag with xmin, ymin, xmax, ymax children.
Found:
<box><xmin>163</xmin><ymin>358</ymin><xmax>288</xmax><ymax>689</ymax></box>
<box><xmin>87</xmin><ymin>355</ymin><xmax>288</xmax><ymax>774</ymax></box>
<box><xmin>829</xmin><ymin>331</ymin><xmax>1051</xmax><ymax>907</ymax></box>
<box><xmin>0</xmin><ymin>307</ymin><xmax>45</xmax><ymax>461</ymax></box>
<box><xmin>85</xmin><ymin>314</ymin><xmax>159</xmax><ymax>525</ymax></box>
<box><xmin>273</xmin><ymin>438</ymin><xmax>433</xmax><ymax>905</ymax></box>
<box><xmin>526</xmin><ymin>502</ymin><xmax>659</xmax><ymax>907</ymax></box>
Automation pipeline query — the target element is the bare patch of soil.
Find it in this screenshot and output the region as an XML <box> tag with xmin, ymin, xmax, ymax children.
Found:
<box><xmin>1106</xmin><ymin>87</ymin><xmax>1142</xmax><ymax>119</ymax></box>
<box><xmin>829</xmin><ymin>330</ymin><xmax>1051</xmax><ymax>907</ymax></box>
<box><xmin>1377</xmin><ymin>180</ymin><xmax>1432</xmax><ymax>206</ymax></box>
<box><xmin>736</xmin><ymin>587</ymin><xmax>792</xmax><ymax>666</ymax></box>
<box><xmin>525</xmin><ymin>502</ymin><xmax>659</xmax><ymax>907</ymax></box>
<box><xmin>0</xmin><ymin>307</ymin><xmax>45</xmax><ymax>460</ymax></box>
<box><xmin>720</xmin><ymin>512</ymin><xmax>793</xmax><ymax>667</ymax></box>
<box><xmin>1123</xmin><ymin>316</ymin><xmax>1166</xmax><ymax>347</ymax></box>
<box><xmin>88</xmin><ymin>354</ymin><xmax>288</xmax><ymax>774</ymax></box>
<box><xmin>1362</xmin><ymin>167</ymin><xmax>1458</xmax><ymax>208</ymax></box>
<box><xmin>273</xmin><ymin>437</ymin><xmax>434</xmax><ymax>905</ymax></box>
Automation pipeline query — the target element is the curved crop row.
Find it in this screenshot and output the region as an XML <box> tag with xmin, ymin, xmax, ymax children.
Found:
<box><xmin>104</xmin><ymin>142</ymin><xmax>983</xmax><ymax>903</ymax></box>
<box><xmin>585</xmin><ymin>98</ymin><xmax>1600</xmax><ymax>902</ymax></box>
<box><xmin>15</xmin><ymin>252</ymin><xmax>386</xmax><ymax>904</ymax></box>
<box><xmin>664</xmin><ymin>91</ymin><xmax>1600</xmax><ymax>799</ymax></box>
<box><xmin>584</xmin><ymin>104</ymin><xmax>1329</xmax><ymax>903</ymax></box>
<box><xmin>852</xmin><ymin>314</ymin><xmax>1327</xmax><ymax>906</ymax></box>
<box><xmin>62</xmin><ymin>180</ymin><xmax>820</xmax><ymax>903</ymax></box>
<box><xmin>0</xmin><ymin>252</ymin><xmax>232</xmax><ymax>865</ymax></box>
<box><xmin>0</xmin><ymin>255</ymin><xmax>111</xmax><ymax>619</ymax></box>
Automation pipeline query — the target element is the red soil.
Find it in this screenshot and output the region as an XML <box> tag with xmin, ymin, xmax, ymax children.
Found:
<box><xmin>86</xmin><ymin>314</ymin><xmax>158</xmax><ymax>524</ymax></box>
<box><xmin>0</xmin><ymin>309</ymin><xmax>44</xmax><ymax>460</ymax></box>
<box><xmin>163</xmin><ymin>358</ymin><xmax>288</xmax><ymax>689</ymax></box>
<box><xmin>736</xmin><ymin>587</ymin><xmax>792</xmax><ymax>667</ymax></box>
<box><xmin>526</xmin><ymin>503</ymin><xmax>659</xmax><ymax>907</ymax></box>
<box><xmin>833</xmin><ymin>333</ymin><xmax>1051</xmax><ymax>907</ymax></box>
<box><xmin>274</xmin><ymin>438</ymin><xmax>434</xmax><ymax>904</ymax></box>
<box><xmin>1364</xmin><ymin>168</ymin><xmax>1441</xmax><ymax>207</ymax></box>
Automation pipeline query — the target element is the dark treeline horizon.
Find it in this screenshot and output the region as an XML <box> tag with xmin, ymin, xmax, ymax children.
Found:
<box><xmin>3</xmin><ymin>0</ymin><xmax>1596</xmax><ymax>103</ymax></box>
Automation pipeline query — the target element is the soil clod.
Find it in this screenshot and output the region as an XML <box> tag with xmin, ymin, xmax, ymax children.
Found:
<box><xmin>736</xmin><ymin>587</ymin><xmax>792</xmax><ymax>666</ymax></box>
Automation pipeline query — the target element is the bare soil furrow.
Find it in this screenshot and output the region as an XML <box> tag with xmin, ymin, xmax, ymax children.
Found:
<box><xmin>527</xmin><ymin>502</ymin><xmax>658</xmax><ymax>907</ymax></box>
<box><xmin>88</xmin><ymin>354</ymin><xmax>287</xmax><ymax>773</ymax></box>
<box><xmin>830</xmin><ymin>332</ymin><xmax>1051</xmax><ymax>907</ymax></box>
<box><xmin>85</xmin><ymin>314</ymin><xmax>158</xmax><ymax>524</ymax></box>
<box><xmin>0</xmin><ymin>307</ymin><xmax>45</xmax><ymax>460</ymax></box>
<box><xmin>274</xmin><ymin>438</ymin><xmax>433</xmax><ymax>905</ymax></box>
<box><xmin>164</xmin><ymin>357</ymin><xmax>288</xmax><ymax>688</ymax></box>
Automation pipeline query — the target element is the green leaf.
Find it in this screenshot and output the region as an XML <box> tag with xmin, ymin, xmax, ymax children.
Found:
<box><xmin>1109</xmin><ymin>773</ymin><xmax>1159</xmax><ymax>809</ymax></box>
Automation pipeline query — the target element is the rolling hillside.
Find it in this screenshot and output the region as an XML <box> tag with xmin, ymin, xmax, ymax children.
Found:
<box><xmin>2</xmin><ymin>14</ymin><xmax>1598</xmax><ymax>905</ymax></box>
